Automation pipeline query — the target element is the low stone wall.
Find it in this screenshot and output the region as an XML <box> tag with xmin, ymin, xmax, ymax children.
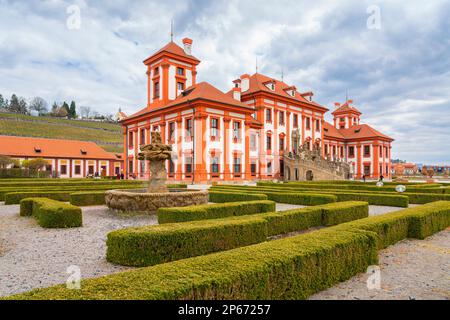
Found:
<box><xmin>105</xmin><ymin>189</ymin><xmax>209</xmax><ymax>213</ymax></box>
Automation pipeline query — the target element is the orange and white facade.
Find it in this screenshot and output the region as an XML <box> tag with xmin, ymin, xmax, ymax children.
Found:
<box><xmin>122</xmin><ymin>38</ymin><xmax>393</xmax><ymax>182</ymax></box>
<box><xmin>323</xmin><ymin>101</ymin><xmax>394</xmax><ymax>179</ymax></box>
<box><xmin>0</xmin><ymin>135</ymin><xmax>123</xmax><ymax>178</ymax></box>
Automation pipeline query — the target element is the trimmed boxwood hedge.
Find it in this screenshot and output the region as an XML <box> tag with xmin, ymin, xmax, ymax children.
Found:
<box><xmin>210</xmin><ymin>186</ymin><xmax>337</xmax><ymax>205</ymax></box>
<box><xmin>255</xmin><ymin>183</ymin><xmax>450</xmax><ymax>205</ymax></box>
<box><xmin>6</xmin><ymin>191</ymin><xmax>71</xmax><ymax>204</ymax></box>
<box><xmin>7</xmin><ymin>201</ymin><xmax>450</xmax><ymax>300</ymax></box>
<box><xmin>69</xmin><ymin>191</ymin><xmax>106</xmax><ymax>206</ymax></box>
<box><xmin>208</xmin><ymin>191</ymin><xmax>268</xmax><ymax>203</ymax></box>
<box><xmin>157</xmin><ymin>200</ymin><xmax>276</xmax><ymax>224</ymax></box>
<box><xmin>107</xmin><ymin>201</ymin><xmax>368</xmax><ymax>267</ymax></box>
<box><xmin>19</xmin><ymin>197</ymin><xmax>82</xmax><ymax>228</ymax></box>
<box><xmin>211</xmin><ymin>185</ymin><xmax>408</xmax><ymax>207</ymax></box>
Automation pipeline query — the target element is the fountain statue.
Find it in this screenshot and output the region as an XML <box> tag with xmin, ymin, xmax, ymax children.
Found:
<box><xmin>137</xmin><ymin>132</ymin><xmax>172</xmax><ymax>193</ymax></box>
<box><xmin>104</xmin><ymin>131</ymin><xmax>208</xmax><ymax>214</ymax></box>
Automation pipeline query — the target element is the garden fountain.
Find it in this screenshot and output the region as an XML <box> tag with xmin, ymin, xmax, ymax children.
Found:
<box><xmin>105</xmin><ymin>132</ymin><xmax>208</xmax><ymax>213</ymax></box>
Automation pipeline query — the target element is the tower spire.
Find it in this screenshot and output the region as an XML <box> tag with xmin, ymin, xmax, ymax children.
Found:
<box><xmin>255</xmin><ymin>56</ymin><xmax>258</xmax><ymax>74</ymax></box>
<box><xmin>345</xmin><ymin>89</ymin><xmax>348</xmax><ymax>103</ymax></box>
<box><xmin>281</xmin><ymin>68</ymin><xmax>284</xmax><ymax>82</ymax></box>
<box><xmin>170</xmin><ymin>19</ymin><xmax>174</xmax><ymax>42</ymax></box>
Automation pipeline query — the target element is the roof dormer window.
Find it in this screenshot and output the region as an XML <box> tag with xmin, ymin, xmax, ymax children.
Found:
<box><xmin>34</xmin><ymin>147</ymin><xmax>41</xmax><ymax>153</ymax></box>
<box><xmin>80</xmin><ymin>149</ymin><xmax>87</xmax><ymax>155</ymax></box>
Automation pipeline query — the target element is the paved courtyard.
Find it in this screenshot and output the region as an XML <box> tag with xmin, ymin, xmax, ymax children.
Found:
<box><xmin>0</xmin><ymin>201</ymin><xmax>446</xmax><ymax>298</ymax></box>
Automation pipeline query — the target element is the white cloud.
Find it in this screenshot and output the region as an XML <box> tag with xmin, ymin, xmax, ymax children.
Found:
<box><xmin>0</xmin><ymin>0</ymin><xmax>449</xmax><ymax>163</ymax></box>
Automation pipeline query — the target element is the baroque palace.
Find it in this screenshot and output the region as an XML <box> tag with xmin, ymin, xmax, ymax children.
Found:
<box><xmin>121</xmin><ymin>38</ymin><xmax>393</xmax><ymax>182</ymax></box>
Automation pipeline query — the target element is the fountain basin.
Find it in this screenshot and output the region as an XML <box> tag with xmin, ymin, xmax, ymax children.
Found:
<box><xmin>105</xmin><ymin>188</ymin><xmax>209</xmax><ymax>213</ymax></box>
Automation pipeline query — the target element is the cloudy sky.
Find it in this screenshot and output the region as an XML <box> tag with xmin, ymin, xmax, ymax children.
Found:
<box><xmin>0</xmin><ymin>0</ymin><xmax>449</xmax><ymax>164</ymax></box>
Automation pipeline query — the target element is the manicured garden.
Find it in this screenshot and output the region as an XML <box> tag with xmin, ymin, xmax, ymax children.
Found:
<box><xmin>1</xmin><ymin>178</ymin><xmax>449</xmax><ymax>300</ymax></box>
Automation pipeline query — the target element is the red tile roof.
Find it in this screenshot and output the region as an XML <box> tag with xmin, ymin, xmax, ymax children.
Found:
<box><xmin>331</xmin><ymin>102</ymin><xmax>362</xmax><ymax>115</ymax></box>
<box><xmin>0</xmin><ymin>135</ymin><xmax>121</xmax><ymax>160</ymax></box>
<box><xmin>126</xmin><ymin>82</ymin><xmax>255</xmax><ymax>120</ymax></box>
<box><xmin>239</xmin><ymin>73</ymin><xmax>328</xmax><ymax>111</ymax></box>
<box><xmin>144</xmin><ymin>41</ymin><xmax>200</xmax><ymax>64</ymax></box>
<box><xmin>324</xmin><ymin>122</ymin><xmax>393</xmax><ymax>141</ymax></box>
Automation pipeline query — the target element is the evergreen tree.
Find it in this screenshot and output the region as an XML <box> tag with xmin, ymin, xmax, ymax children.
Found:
<box><xmin>18</xmin><ymin>97</ymin><xmax>28</xmax><ymax>114</ymax></box>
<box><xmin>8</xmin><ymin>94</ymin><xmax>20</xmax><ymax>113</ymax></box>
<box><xmin>69</xmin><ymin>101</ymin><xmax>77</xmax><ymax>119</ymax></box>
<box><xmin>62</xmin><ymin>102</ymin><xmax>70</xmax><ymax>115</ymax></box>
<box><xmin>0</xmin><ymin>94</ymin><xmax>5</xmax><ymax>110</ymax></box>
<box><xmin>51</xmin><ymin>102</ymin><xmax>59</xmax><ymax>115</ymax></box>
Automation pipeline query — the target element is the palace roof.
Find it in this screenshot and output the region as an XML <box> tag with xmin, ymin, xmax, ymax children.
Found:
<box><xmin>0</xmin><ymin>135</ymin><xmax>121</xmax><ymax>160</ymax></box>
<box><xmin>238</xmin><ymin>73</ymin><xmax>329</xmax><ymax>111</ymax></box>
<box><xmin>323</xmin><ymin>122</ymin><xmax>393</xmax><ymax>141</ymax></box>
<box><xmin>126</xmin><ymin>81</ymin><xmax>255</xmax><ymax>120</ymax></box>
<box><xmin>144</xmin><ymin>41</ymin><xmax>200</xmax><ymax>64</ymax></box>
<box><xmin>331</xmin><ymin>102</ymin><xmax>362</xmax><ymax>115</ymax></box>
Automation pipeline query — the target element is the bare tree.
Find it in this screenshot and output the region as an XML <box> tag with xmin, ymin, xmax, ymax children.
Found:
<box><xmin>79</xmin><ymin>106</ymin><xmax>91</xmax><ymax>119</ymax></box>
<box><xmin>29</xmin><ymin>97</ymin><xmax>48</xmax><ymax>115</ymax></box>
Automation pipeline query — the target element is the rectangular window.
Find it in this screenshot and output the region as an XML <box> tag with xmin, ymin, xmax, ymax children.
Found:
<box><xmin>364</xmin><ymin>165</ymin><xmax>371</xmax><ymax>176</ymax></box>
<box><xmin>140</xmin><ymin>161</ymin><xmax>145</xmax><ymax>174</ymax></box>
<box><xmin>279</xmin><ymin>136</ymin><xmax>284</xmax><ymax>151</ymax></box>
<box><xmin>233</xmin><ymin>157</ymin><xmax>241</xmax><ymax>173</ymax></box>
<box><xmin>233</xmin><ymin>121</ymin><xmax>240</xmax><ymax>141</ymax></box>
<box><xmin>267</xmin><ymin>161</ymin><xmax>272</xmax><ymax>175</ymax></box>
<box><xmin>154</xmin><ymin>67</ymin><xmax>159</xmax><ymax>75</ymax></box>
<box><xmin>266</xmin><ymin>135</ymin><xmax>272</xmax><ymax>151</ymax></box>
<box><xmin>266</xmin><ymin>109</ymin><xmax>272</xmax><ymax>123</ymax></box>
<box><xmin>75</xmin><ymin>165</ymin><xmax>81</xmax><ymax>175</ymax></box>
<box><xmin>279</xmin><ymin>111</ymin><xmax>284</xmax><ymax>126</ymax></box>
<box><xmin>185</xmin><ymin>118</ymin><xmax>193</xmax><ymax>139</ymax></box>
<box><xmin>305</xmin><ymin>117</ymin><xmax>311</xmax><ymax>130</ymax></box>
<box><xmin>88</xmin><ymin>165</ymin><xmax>94</xmax><ymax>175</ymax></box>
<box><xmin>129</xmin><ymin>131</ymin><xmax>134</xmax><ymax>147</ymax></box>
<box><xmin>325</xmin><ymin>144</ymin><xmax>329</xmax><ymax>155</ymax></box>
<box><xmin>315</xmin><ymin>119</ymin><xmax>320</xmax><ymax>132</ymax></box>
<box><xmin>177</xmin><ymin>82</ymin><xmax>184</xmax><ymax>91</ymax></box>
<box><xmin>60</xmin><ymin>165</ymin><xmax>67</xmax><ymax>175</ymax></box>
<box><xmin>140</xmin><ymin>129</ymin><xmax>145</xmax><ymax>145</ymax></box>
<box><xmin>177</xmin><ymin>67</ymin><xmax>184</xmax><ymax>75</ymax></box>
<box><xmin>154</xmin><ymin>82</ymin><xmax>160</xmax><ymax>98</ymax></box>
<box><xmin>185</xmin><ymin>157</ymin><xmax>192</xmax><ymax>173</ymax></box>
<box><xmin>211</xmin><ymin>118</ymin><xmax>219</xmax><ymax>138</ymax></box>
<box><xmin>340</xmin><ymin>146</ymin><xmax>344</xmax><ymax>157</ymax></box>
<box><xmin>169</xmin><ymin>122</ymin><xmax>175</xmax><ymax>142</ymax></box>
<box><xmin>128</xmin><ymin>160</ymin><xmax>133</xmax><ymax>173</ymax></box>
<box><xmin>169</xmin><ymin>160</ymin><xmax>175</xmax><ymax>174</ymax></box>
<box><xmin>251</xmin><ymin>162</ymin><xmax>256</xmax><ymax>175</ymax></box>
<box><xmin>364</xmin><ymin>145</ymin><xmax>371</xmax><ymax>157</ymax></box>
<box><xmin>349</xmin><ymin>146</ymin><xmax>355</xmax><ymax>157</ymax></box>
<box><xmin>250</xmin><ymin>134</ymin><xmax>256</xmax><ymax>150</ymax></box>
<box><xmin>211</xmin><ymin>157</ymin><xmax>219</xmax><ymax>173</ymax></box>
<box><xmin>293</xmin><ymin>114</ymin><xmax>298</xmax><ymax>128</ymax></box>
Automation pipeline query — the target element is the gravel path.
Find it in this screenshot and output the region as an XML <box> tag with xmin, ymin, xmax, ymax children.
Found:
<box><xmin>310</xmin><ymin>229</ymin><xmax>450</xmax><ymax>300</ymax></box>
<box><xmin>0</xmin><ymin>203</ymin><xmax>157</xmax><ymax>297</ymax></box>
<box><xmin>0</xmin><ymin>201</ymin><xmax>437</xmax><ymax>298</ymax></box>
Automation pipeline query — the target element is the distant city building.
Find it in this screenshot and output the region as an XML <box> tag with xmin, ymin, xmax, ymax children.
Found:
<box><xmin>120</xmin><ymin>38</ymin><xmax>393</xmax><ymax>182</ymax></box>
<box><xmin>391</xmin><ymin>162</ymin><xmax>419</xmax><ymax>176</ymax></box>
<box><xmin>0</xmin><ymin>135</ymin><xmax>123</xmax><ymax>177</ymax></box>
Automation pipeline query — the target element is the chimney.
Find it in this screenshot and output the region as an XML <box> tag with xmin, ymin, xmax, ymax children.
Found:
<box><xmin>240</xmin><ymin>74</ymin><xmax>250</xmax><ymax>92</ymax></box>
<box><xmin>232</xmin><ymin>86</ymin><xmax>241</xmax><ymax>101</ymax></box>
<box><xmin>334</xmin><ymin>102</ymin><xmax>341</xmax><ymax>108</ymax></box>
<box><xmin>182</xmin><ymin>38</ymin><xmax>193</xmax><ymax>55</ymax></box>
